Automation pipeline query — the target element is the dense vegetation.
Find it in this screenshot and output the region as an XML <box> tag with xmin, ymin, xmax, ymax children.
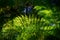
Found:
<box><xmin>0</xmin><ymin>0</ymin><xmax>60</xmax><ymax>40</ymax></box>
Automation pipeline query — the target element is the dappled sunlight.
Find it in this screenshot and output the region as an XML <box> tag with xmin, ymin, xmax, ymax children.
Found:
<box><xmin>38</xmin><ymin>10</ymin><xmax>52</xmax><ymax>16</ymax></box>
<box><xmin>34</xmin><ymin>5</ymin><xmax>53</xmax><ymax>20</ymax></box>
<box><xmin>1</xmin><ymin>13</ymin><xmax>58</xmax><ymax>40</ymax></box>
<box><xmin>0</xmin><ymin>5</ymin><xmax>60</xmax><ymax>40</ymax></box>
<box><xmin>40</xmin><ymin>26</ymin><xmax>56</xmax><ymax>31</ymax></box>
<box><xmin>0</xmin><ymin>0</ymin><xmax>60</xmax><ymax>40</ymax></box>
<box><xmin>34</xmin><ymin>6</ymin><xmax>46</xmax><ymax>10</ymax></box>
<box><xmin>1</xmin><ymin>15</ymin><xmax>41</xmax><ymax>40</ymax></box>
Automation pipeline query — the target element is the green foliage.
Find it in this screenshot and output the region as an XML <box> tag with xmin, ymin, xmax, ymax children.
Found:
<box><xmin>1</xmin><ymin>13</ymin><xmax>59</xmax><ymax>40</ymax></box>
<box><xmin>0</xmin><ymin>0</ymin><xmax>60</xmax><ymax>40</ymax></box>
<box><xmin>1</xmin><ymin>15</ymin><xmax>40</xmax><ymax>40</ymax></box>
